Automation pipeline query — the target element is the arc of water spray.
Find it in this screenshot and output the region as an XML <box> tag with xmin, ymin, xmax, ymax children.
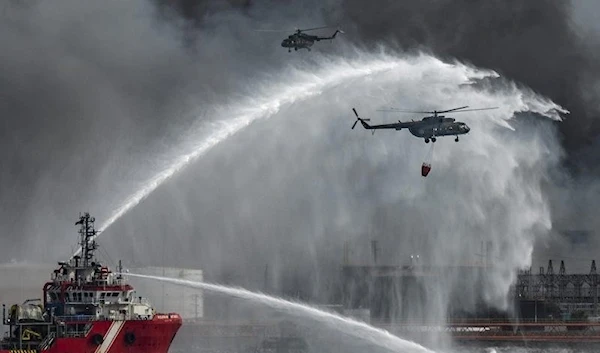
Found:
<box><xmin>71</xmin><ymin>56</ymin><xmax>402</xmax><ymax>259</ymax></box>
<box><xmin>126</xmin><ymin>272</ymin><xmax>437</xmax><ymax>353</ymax></box>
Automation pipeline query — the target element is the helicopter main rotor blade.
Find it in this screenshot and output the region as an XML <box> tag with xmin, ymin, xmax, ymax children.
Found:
<box><xmin>377</xmin><ymin>106</ymin><xmax>498</xmax><ymax>114</ymax></box>
<box><xmin>377</xmin><ymin>106</ymin><xmax>469</xmax><ymax>114</ymax></box>
<box><xmin>255</xmin><ymin>26</ymin><xmax>338</xmax><ymax>34</ymax></box>
<box><xmin>436</xmin><ymin>106</ymin><xmax>470</xmax><ymax>114</ymax></box>
<box><xmin>443</xmin><ymin>107</ymin><xmax>499</xmax><ymax>113</ymax></box>
<box><xmin>300</xmin><ymin>26</ymin><xmax>332</xmax><ymax>32</ymax></box>
<box><xmin>254</xmin><ymin>29</ymin><xmax>294</xmax><ymax>32</ymax></box>
<box><xmin>376</xmin><ymin>108</ymin><xmax>431</xmax><ymax>114</ymax></box>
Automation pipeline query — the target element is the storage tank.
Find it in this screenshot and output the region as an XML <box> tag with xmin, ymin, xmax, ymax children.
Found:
<box><xmin>129</xmin><ymin>267</ymin><xmax>203</xmax><ymax>320</ymax></box>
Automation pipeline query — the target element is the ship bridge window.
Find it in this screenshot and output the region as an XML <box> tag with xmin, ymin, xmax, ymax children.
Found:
<box><xmin>49</xmin><ymin>292</ymin><xmax>58</xmax><ymax>301</ymax></box>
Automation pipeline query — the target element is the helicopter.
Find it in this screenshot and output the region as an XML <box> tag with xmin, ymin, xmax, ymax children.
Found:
<box><xmin>351</xmin><ymin>106</ymin><xmax>498</xmax><ymax>143</ymax></box>
<box><xmin>256</xmin><ymin>26</ymin><xmax>343</xmax><ymax>52</ymax></box>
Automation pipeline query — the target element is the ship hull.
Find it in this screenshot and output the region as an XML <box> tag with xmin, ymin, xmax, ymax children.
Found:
<box><xmin>0</xmin><ymin>314</ymin><xmax>182</xmax><ymax>353</ymax></box>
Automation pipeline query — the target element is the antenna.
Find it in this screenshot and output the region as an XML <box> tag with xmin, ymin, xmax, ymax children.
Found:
<box><xmin>76</xmin><ymin>212</ymin><xmax>98</xmax><ymax>267</ymax></box>
<box><xmin>371</xmin><ymin>240</ymin><xmax>378</xmax><ymax>265</ymax></box>
<box><xmin>117</xmin><ymin>260</ymin><xmax>123</xmax><ymax>280</ymax></box>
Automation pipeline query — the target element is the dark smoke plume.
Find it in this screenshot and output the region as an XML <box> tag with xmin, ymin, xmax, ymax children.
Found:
<box><xmin>336</xmin><ymin>1</ymin><xmax>600</xmax><ymax>157</ymax></box>
<box><xmin>167</xmin><ymin>0</ymin><xmax>600</xmax><ymax>157</ymax></box>
<box><xmin>1</xmin><ymin>2</ymin><xmax>598</xmax><ymax>340</ymax></box>
<box><xmin>158</xmin><ymin>0</ymin><xmax>600</xmax><ymax>277</ymax></box>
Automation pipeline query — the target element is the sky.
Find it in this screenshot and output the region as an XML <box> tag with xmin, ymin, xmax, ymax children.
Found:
<box><xmin>1</xmin><ymin>0</ymin><xmax>600</xmax><ymax>318</ymax></box>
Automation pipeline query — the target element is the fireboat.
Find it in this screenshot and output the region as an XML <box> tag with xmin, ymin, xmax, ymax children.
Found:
<box><xmin>0</xmin><ymin>212</ymin><xmax>182</xmax><ymax>353</ymax></box>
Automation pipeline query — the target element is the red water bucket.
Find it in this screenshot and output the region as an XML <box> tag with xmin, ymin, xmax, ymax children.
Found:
<box><xmin>421</xmin><ymin>163</ymin><xmax>431</xmax><ymax>177</ymax></box>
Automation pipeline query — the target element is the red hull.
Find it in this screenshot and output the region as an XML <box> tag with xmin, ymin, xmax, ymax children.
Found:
<box><xmin>0</xmin><ymin>314</ymin><xmax>182</xmax><ymax>353</ymax></box>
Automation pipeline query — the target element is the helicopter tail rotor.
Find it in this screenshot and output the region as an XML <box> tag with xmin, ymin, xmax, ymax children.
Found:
<box><xmin>352</xmin><ymin>108</ymin><xmax>370</xmax><ymax>129</ymax></box>
<box><xmin>331</xmin><ymin>29</ymin><xmax>344</xmax><ymax>39</ymax></box>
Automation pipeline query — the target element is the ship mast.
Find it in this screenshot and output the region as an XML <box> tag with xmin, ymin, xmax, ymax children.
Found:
<box><xmin>75</xmin><ymin>212</ymin><xmax>98</xmax><ymax>268</ymax></box>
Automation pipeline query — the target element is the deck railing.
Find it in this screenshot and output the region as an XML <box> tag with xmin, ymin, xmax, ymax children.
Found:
<box><xmin>39</xmin><ymin>331</ymin><xmax>56</xmax><ymax>350</ymax></box>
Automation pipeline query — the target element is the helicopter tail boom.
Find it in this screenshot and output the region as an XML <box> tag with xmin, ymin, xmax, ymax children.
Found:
<box><xmin>316</xmin><ymin>29</ymin><xmax>343</xmax><ymax>41</ymax></box>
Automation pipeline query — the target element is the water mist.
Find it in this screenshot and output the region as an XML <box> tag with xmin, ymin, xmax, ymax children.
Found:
<box><xmin>99</xmin><ymin>50</ymin><xmax>565</xmax><ymax>348</ymax></box>
<box><xmin>73</xmin><ymin>53</ymin><xmax>403</xmax><ymax>258</ymax></box>
<box><xmin>126</xmin><ymin>272</ymin><xmax>436</xmax><ymax>353</ymax></box>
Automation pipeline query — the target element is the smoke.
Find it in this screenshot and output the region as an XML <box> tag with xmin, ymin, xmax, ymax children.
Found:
<box><xmin>331</xmin><ymin>0</ymin><xmax>599</xmax><ymax>154</ymax></box>
<box><xmin>160</xmin><ymin>0</ymin><xmax>600</xmax><ymax>278</ymax></box>
<box><xmin>0</xmin><ymin>0</ymin><xmax>593</xmax><ymax>349</ymax></box>
<box><xmin>98</xmin><ymin>48</ymin><xmax>565</xmax><ymax>343</ymax></box>
<box><xmin>0</xmin><ymin>0</ymin><xmax>191</xmax><ymax>258</ymax></box>
<box><xmin>167</xmin><ymin>0</ymin><xmax>600</xmax><ymax>150</ymax></box>
<box><xmin>0</xmin><ymin>0</ymin><xmax>305</xmax><ymax>260</ymax></box>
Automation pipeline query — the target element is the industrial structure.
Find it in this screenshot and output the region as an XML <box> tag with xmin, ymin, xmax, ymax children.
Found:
<box><xmin>337</xmin><ymin>240</ymin><xmax>600</xmax><ymax>343</ymax></box>
<box><xmin>5</xmin><ymin>238</ymin><xmax>590</xmax><ymax>349</ymax></box>
<box><xmin>167</xmin><ymin>239</ymin><xmax>600</xmax><ymax>349</ymax></box>
<box><xmin>515</xmin><ymin>259</ymin><xmax>600</xmax><ymax>320</ymax></box>
<box><xmin>340</xmin><ymin>240</ymin><xmax>600</xmax><ymax>323</ymax></box>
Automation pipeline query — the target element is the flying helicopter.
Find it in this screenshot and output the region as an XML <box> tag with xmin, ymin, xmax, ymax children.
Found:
<box><xmin>351</xmin><ymin>106</ymin><xmax>498</xmax><ymax>143</ymax></box>
<box><xmin>256</xmin><ymin>26</ymin><xmax>343</xmax><ymax>52</ymax></box>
